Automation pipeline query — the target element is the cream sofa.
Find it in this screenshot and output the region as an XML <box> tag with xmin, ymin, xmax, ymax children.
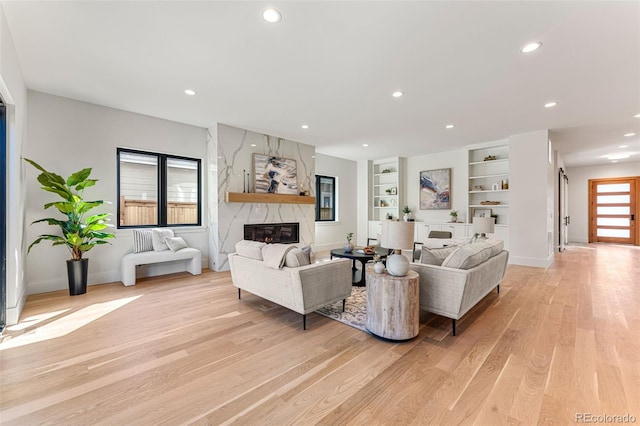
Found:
<box><xmin>228</xmin><ymin>241</ymin><xmax>352</xmax><ymax>329</ymax></box>
<box><xmin>409</xmin><ymin>239</ymin><xmax>508</xmax><ymax>335</ymax></box>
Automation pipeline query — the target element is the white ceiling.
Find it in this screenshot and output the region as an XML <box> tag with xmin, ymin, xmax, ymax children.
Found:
<box><xmin>2</xmin><ymin>1</ymin><xmax>639</xmax><ymax>167</ymax></box>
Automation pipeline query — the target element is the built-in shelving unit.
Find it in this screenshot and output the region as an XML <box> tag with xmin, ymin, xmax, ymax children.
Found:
<box><xmin>372</xmin><ymin>157</ymin><xmax>404</xmax><ymax>221</ymax></box>
<box><xmin>468</xmin><ymin>143</ymin><xmax>509</xmax><ymax>225</ymax></box>
<box><xmin>225</xmin><ymin>192</ymin><xmax>315</xmax><ymax>205</ymax></box>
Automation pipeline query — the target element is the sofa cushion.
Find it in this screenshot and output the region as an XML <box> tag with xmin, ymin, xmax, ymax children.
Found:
<box><xmin>285</xmin><ymin>247</ymin><xmax>311</xmax><ymax>267</ymax></box>
<box><xmin>151</xmin><ymin>228</ymin><xmax>175</xmax><ymax>252</ymax></box>
<box><xmin>420</xmin><ymin>245</ymin><xmax>458</xmax><ymax>266</ymax></box>
<box><xmin>132</xmin><ymin>229</ymin><xmax>153</xmax><ymax>253</ymax></box>
<box><xmin>441</xmin><ymin>240</ymin><xmax>496</xmax><ymax>270</ymax></box>
<box><xmin>235</xmin><ymin>240</ymin><xmax>266</xmax><ymax>260</ymax></box>
<box><xmin>166</xmin><ymin>236</ymin><xmax>188</xmax><ymax>252</ymax></box>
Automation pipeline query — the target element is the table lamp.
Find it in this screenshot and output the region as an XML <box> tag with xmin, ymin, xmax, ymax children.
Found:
<box><xmin>472</xmin><ymin>216</ymin><xmax>495</xmax><ymax>241</ymax></box>
<box><xmin>380</xmin><ymin>220</ymin><xmax>415</xmax><ymax>276</ymax></box>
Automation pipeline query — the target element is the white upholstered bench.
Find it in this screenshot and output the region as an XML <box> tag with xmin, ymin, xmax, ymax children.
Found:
<box><xmin>120</xmin><ymin>248</ymin><xmax>202</xmax><ymax>286</ymax></box>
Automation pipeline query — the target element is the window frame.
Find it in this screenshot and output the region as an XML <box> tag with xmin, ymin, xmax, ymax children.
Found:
<box><xmin>117</xmin><ymin>147</ymin><xmax>202</xmax><ymax>229</ymax></box>
<box><xmin>315</xmin><ymin>175</ymin><xmax>336</xmax><ymax>222</ymax></box>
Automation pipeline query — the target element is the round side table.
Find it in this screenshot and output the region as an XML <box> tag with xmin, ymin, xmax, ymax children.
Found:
<box><xmin>365</xmin><ymin>265</ymin><xmax>419</xmax><ymax>341</ymax></box>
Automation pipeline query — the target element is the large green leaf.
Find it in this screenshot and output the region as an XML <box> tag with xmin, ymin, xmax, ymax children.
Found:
<box><xmin>67</xmin><ymin>168</ymin><xmax>92</xmax><ymax>187</ymax></box>
<box><xmin>31</xmin><ymin>217</ymin><xmax>68</xmax><ymax>228</ymax></box>
<box><xmin>27</xmin><ymin>234</ymin><xmax>67</xmax><ymax>253</ymax></box>
<box><xmin>24</xmin><ymin>159</ymin><xmax>65</xmax><ymax>184</ymax></box>
<box><xmin>76</xmin><ymin>179</ymin><xmax>97</xmax><ymax>191</ymax></box>
<box><xmin>85</xmin><ymin>213</ymin><xmax>110</xmax><ymax>224</ymax></box>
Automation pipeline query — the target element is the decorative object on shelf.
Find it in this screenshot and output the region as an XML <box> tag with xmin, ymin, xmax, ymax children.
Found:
<box><xmin>491</xmin><ymin>183</ymin><xmax>500</xmax><ymax>191</ymax></box>
<box><xmin>390</xmin><ymin>199</ymin><xmax>397</xmax><ymax>207</ymax></box>
<box><xmin>344</xmin><ymin>232</ymin><xmax>354</xmax><ymax>253</ymax></box>
<box><xmin>381</xmin><ymin>168</ymin><xmax>391</xmax><ymax>173</ymax></box>
<box><xmin>24</xmin><ymin>158</ymin><xmax>115</xmax><ymax>296</ymax></box>
<box><xmin>385</xmin><ymin>188</ymin><xmax>392</xmax><ymax>194</ymax></box>
<box><xmin>380</xmin><ymin>220</ymin><xmax>415</xmax><ymax>276</ymax></box>
<box><xmin>501</xmin><ymin>179</ymin><xmax>509</xmax><ymax>189</ymax></box>
<box><xmin>473</xmin><ymin>208</ymin><xmax>491</xmax><ymax>218</ymax></box>
<box><xmin>472</xmin><ymin>185</ymin><xmax>483</xmax><ymax>191</ymax></box>
<box><xmin>390</xmin><ymin>187</ymin><xmax>397</xmax><ymax>195</ymax></box>
<box><xmin>449</xmin><ymin>210</ymin><xmax>458</xmax><ymax>222</ymax></box>
<box><xmin>402</xmin><ymin>205</ymin><xmax>412</xmax><ymax>221</ymax></box>
<box><xmin>480</xmin><ymin>201</ymin><xmax>501</xmax><ymax>205</ymax></box>
<box><xmin>472</xmin><ymin>216</ymin><xmax>495</xmax><ymax>241</ymax></box>
<box><xmin>380</xmin><ymin>200</ymin><xmax>387</xmax><ymax>207</ymax></box>
<box><xmin>253</xmin><ymin>153</ymin><xmax>298</xmax><ymax>195</ymax></box>
<box><xmin>484</xmin><ymin>155</ymin><xmax>497</xmax><ymax>161</ymax></box>
<box><xmin>385</xmin><ymin>213</ymin><xmax>393</xmax><ymax>220</ymax></box>
<box><xmin>419</xmin><ymin>168</ymin><xmax>451</xmax><ymax>210</ymax></box>
<box><xmin>243</xmin><ymin>169</ymin><xmax>247</xmax><ymax>193</ymax></box>
<box><xmin>491</xmin><ymin>213</ymin><xmax>499</xmax><ymax>224</ymax></box>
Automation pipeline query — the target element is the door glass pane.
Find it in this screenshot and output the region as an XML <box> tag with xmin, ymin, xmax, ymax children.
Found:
<box><xmin>597</xmin><ymin>218</ymin><xmax>630</xmax><ymax>227</ymax></box>
<box><xmin>119</xmin><ymin>152</ymin><xmax>158</xmax><ymax>226</ymax></box>
<box><xmin>597</xmin><ymin>228</ymin><xmax>630</xmax><ymax>238</ymax></box>
<box><xmin>597</xmin><ymin>206</ymin><xmax>630</xmax><ymax>215</ymax></box>
<box><xmin>597</xmin><ymin>183</ymin><xmax>630</xmax><ymax>193</ymax></box>
<box><xmin>167</xmin><ymin>158</ymin><xmax>199</xmax><ymax>225</ymax></box>
<box><xmin>597</xmin><ymin>195</ymin><xmax>630</xmax><ymax>204</ymax></box>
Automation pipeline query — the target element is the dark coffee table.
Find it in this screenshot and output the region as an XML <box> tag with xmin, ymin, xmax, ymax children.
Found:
<box><xmin>330</xmin><ymin>247</ymin><xmax>388</xmax><ymax>286</ymax></box>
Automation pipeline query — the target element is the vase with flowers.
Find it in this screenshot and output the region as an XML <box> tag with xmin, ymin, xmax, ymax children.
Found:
<box><xmin>344</xmin><ymin>232</ymin><xmax>354</xmax><ymax>253</ymax></box>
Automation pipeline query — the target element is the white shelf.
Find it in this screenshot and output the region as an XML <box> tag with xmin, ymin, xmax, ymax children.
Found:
<box><xmin>469</xmin><ymin>159</ymin><xmax>509</xmax><ymax>166</ymax></box>
<box><xmin>468</xmin><ymin>189</ymin><xmax>509</xmax><ymax>194</ymax></box>
<box><xmin>374</xmin><ymin>172</ymin><xmax>398</xmax><ymax>177</ymax></box>
<box><xmin>375</xmin><ymin>206</ymin><xmax>396</xmax><ymax>209</ymax></box>
<box><xmin>374</xmin><ymin>194</ymin><xmax>398</xmax><ymax>198</ymax></box>
<box><xmin>470</xmin><ymin>204</ymin><xmax>509</xmax><ymax>208</ymax></box>
<box><xmin>469</xmin><ymin>173</ymin><xmax>510</xmax><ymax>180</ymax></box>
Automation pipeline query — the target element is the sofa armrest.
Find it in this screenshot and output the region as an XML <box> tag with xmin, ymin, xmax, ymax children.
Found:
<box><xmin>295</xmin><ymin>258</ymin><xmax>352</xmax><ymax>313</ymax></box>
<box><xmin>409</xmin><ymin>263</ymin><xmax>470</xmax><ymax>319</ymax></box>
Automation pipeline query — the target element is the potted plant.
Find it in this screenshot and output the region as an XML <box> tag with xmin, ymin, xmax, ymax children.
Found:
<box><xmin>25</xmin><ymin>159</ymin><xmax>115</xmax><ymax>295</ymax></box>
<box><xmin>344</xmin><ymin>232</ymin><xmax>354</xmax><ymax>253</ymax></box>
<box><xmin>450</xmin><ymin>210</ymin><xmax>458</xmax><ymax>222</ymax></box>
<box><xmin>403</xmin><ymin>206</ymin><xmax>412</xmax><ymax>221</ymax></box>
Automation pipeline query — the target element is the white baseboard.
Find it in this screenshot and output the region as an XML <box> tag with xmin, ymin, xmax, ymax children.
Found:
<box><xmin>508</xmin><ymin>254</ymin><xmax>554</xmax><ymax>269</ymax></box>
<box><xmin>6</xmin><ymin>287</ymin><xmax>27</xmax><ymax>326</ymax></box>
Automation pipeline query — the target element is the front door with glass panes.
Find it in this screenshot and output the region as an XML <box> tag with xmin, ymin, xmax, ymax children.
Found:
<box><xmin>589</xmin><ymin>178</ymin><xmax>636</xmax><ymax>245</ymax></box>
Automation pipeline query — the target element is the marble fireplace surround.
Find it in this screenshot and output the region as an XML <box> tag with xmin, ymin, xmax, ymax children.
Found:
<box><xmin>244</xmin><ymin>222</ymin><xmax>300</xmax><ymax>244</ymax></box>
<box><xmin>209</xmin><ymin>123</ymin><xmax>316</xmax><ymax>272</ymax></box>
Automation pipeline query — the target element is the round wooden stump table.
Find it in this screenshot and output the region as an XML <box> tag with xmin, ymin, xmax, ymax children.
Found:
<box><xmin>365</xmin><ymin>265</ymin><xmax>419</xmax><ymax>341</ymax></box>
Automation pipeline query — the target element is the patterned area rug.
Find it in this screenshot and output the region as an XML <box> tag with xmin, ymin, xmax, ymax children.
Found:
<box><xmin>316</xmin><ymin>287</ymin><xmax>367</xmax><ymax>332</ymax></box>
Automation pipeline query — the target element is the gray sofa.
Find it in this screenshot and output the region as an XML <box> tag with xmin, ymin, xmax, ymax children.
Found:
<box><xmin>409</xmin><ymin>239</ymin><xmax>508</xmax><ymax>335</ymax></box>
<box><xmin>228</xmin><ymin>241</ymin><xmax>352</xmax><ymax>329</ymax></box>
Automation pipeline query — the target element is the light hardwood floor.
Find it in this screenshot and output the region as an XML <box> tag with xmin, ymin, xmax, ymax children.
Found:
<box><xmin>1</xmin><ymin>243</ymin><xmax>638</xmax><ymax>425</ymax></box>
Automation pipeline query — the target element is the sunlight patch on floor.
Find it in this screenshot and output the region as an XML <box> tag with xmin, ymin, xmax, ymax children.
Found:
<box><xmin>0</xmin><ymin>296</ymin><xmax>142</xmax><ymax>350</ymax></box>
<box><xmin>6</xmin><ymin>309</ymin><xmax>71</xmax><ymax>332</ymax></box>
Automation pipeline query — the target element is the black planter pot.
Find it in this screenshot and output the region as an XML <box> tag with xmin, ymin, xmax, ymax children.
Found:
<box><xmin>66</xmin><ymin>259</ymin><xmax>89</xmax><ymax>296</ymax></box>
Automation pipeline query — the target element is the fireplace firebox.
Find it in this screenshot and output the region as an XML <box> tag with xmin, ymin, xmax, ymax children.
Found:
<box><xmin>244</xmin><ymin>222</ymin><xmax>299</xmax><ymax>244</ymax></box>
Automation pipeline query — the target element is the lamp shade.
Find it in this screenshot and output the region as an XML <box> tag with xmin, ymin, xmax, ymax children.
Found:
<box><xmin>472</xmin><ymin>216</ymin><xmax>495</xmax><ymax>235</ymax></box>
<box><xmin>380</xmin><ymin>220</ymin><xmax>415</xmax><ymax>250</ymax></box>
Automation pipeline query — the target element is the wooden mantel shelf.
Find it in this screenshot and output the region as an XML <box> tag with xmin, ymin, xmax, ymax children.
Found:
<box><xmin>225</xmin><ymin>192</ymin><xmax>316</xmax><ymax>205</ymax></box>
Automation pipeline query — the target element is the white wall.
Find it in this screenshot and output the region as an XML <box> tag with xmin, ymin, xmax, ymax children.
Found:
<box><xmin>25</xmin><ymin>91</ymin><xmax>208</xmax><ymax>294</ymax></box>
<box><xmin>1</xmin><ymin>3</ymin><xmax>29</xmax><ymax>324</ymax></box>
<box><xmin>509</xmin><ymin>130</ymin><xmax>554</xmax><ymax>268</ymax></box>
<box><xmin>566</xmin><ymin>161</ymin><xmax>640</xmax><ymax>243</ymax></box>
<box><xmin>404</xmin><ymin>148</ymin><xmax>468</xmax><ymax>223</ymax></box>
<box><xmin>314</xmin><ymin>153</ymin><xmax>357</xmax><ymax>251</ymax></box>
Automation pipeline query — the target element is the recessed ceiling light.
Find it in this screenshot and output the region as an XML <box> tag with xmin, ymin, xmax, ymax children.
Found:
<box><xmin>611</xmin><ymin>160</ymin><xmax>618</xmax><ymax>163</ymax></box>
<box><xmin>445</xmin><ymin>124</ymin><xmax>454</xmax><ymax>129</ymax></box>
<box><xmin>521</xmin><ymin>42</ymin><xmax>542</xmax><ymax>53</ymax></box>
<box><xmin>544</xmin><ymin>101</ymin><xmax>557</xmax><ymax>108</ymax></box>
<box><xmin>619</xmin><ymin>145</ymin><xmax>629</xmax><ymax>148</ymax></box>
<box><xmin>608</xmin><ymin>154</ymin><xmax>630</xmax><ymax>160</ymax></box>
<box><xmin>312</xmin><ymin>155</ymin><xmax>316</xmax><ymax>159</ymax></box>
<box><xmin>624</xmin><ymin>132</ymin><xmax>636</xmax><ymax>137</ymax></box>
<box><xmin>634</xmin><ymin>113</ymin><xmax>640</xmax><ymax>118</ymax></box>
<box><xmin>250</xmin><ymin>144</ymin><xmax>256</xmax><ymax>147</ymax></box>
<box><xmin>262</xmin><ymin>8</ymin><xmax>281</xmax><ymax>23</ymax></box>
<box><xmin>184</xmin><ymin>89</ymin><xmax>196</xmax><ymax>96</ymax></box>
<box><xmin>301</xmin><ymin>124</ymin><xmax>309</xmax><ymax>129</ymax></box>
<box><xmin>362</xmin><ymin>144</ymin><xmax>369</xmax><ymax>147</ymax></box>
<box><xmin>392</xmin><ymin>91</ymin><xmax>404</xmax><ymax>98</ymax></box>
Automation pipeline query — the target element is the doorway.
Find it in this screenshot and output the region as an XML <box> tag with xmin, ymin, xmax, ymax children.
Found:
<box><xmin>558</xmin><ymin>168</ymin><xmax>569</xmax><ymax>251</ymax></box>
<box><xmin>588</xmin><ymin>177</ymin><xmax>637</xmax><ymax>245</ymax></box>
<box><xmin>1</xmin><ymin>101</ymin><xmax>6</xmax><ymax>333</ymax></box>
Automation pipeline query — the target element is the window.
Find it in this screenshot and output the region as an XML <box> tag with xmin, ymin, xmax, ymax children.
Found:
<box><xmin>117</xmin><ymin>148</ymin><xmax>201</xmax><ymax>228</ymax></box>
<box><xmin>315</xmin><ymin>175</ymin><xmax>336</xmax><ymax>221</ymax></box>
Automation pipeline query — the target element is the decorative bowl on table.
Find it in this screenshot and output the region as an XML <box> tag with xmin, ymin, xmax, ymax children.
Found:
<box><xmin>363</xmin><ymin>246</ymin><xmax>376</xmax><ymax>255</ymax></box>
